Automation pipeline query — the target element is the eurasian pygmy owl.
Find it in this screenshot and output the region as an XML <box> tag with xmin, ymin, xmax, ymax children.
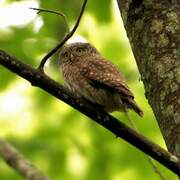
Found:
<box><xmin>59</xmin><ymin>42</ymin><xmax>143</xmax><ymax>117</ymax></box>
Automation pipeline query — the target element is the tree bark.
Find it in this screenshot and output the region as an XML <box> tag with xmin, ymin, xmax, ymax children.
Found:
<box><xmin>117</xmin><ymin>0</ymin><xmax>180</xmax><ymax>157</ymax></box>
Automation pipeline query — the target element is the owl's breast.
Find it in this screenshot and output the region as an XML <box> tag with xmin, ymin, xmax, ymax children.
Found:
<box><xmin>61</xmin><ymin>63</ymin><xmax>85</xmax><ymax>93</ymax></box>
<box><xmin>62</xmin><ymin>62</ymin><xmax>82</xmax><ymax>81</ymax></box>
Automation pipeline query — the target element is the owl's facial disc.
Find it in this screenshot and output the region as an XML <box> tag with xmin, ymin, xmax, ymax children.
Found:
<box><xmin>59</xmin><ymin>48</ymin><xmax>69</xmax><ymax>65</ymax></box>
<box><xmin>59</xmin><ymin>42</ymin><xmax>100</xmax><ymax>65</ymax></box>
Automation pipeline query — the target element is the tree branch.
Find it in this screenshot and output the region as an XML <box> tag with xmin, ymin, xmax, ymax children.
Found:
<box><xmin>0</xmin><ymin>50</ymin><xmax>180</xmax><ymax>175</ymax></box>
<box><xmin>0</xmin><ymin>138</ymin><xmax>49</xmax><ymax>180</ymax></box>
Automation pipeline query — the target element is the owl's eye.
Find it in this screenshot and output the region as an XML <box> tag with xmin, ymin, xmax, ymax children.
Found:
<box><xmin>76</xmin><ymin>47</ymin><xmax>84</xmax><ymax>53</ymax></box>
<box><xmin>63</xmin><ymin>51</ymin><xmax>68</xmax><ymax>58</ymax></box>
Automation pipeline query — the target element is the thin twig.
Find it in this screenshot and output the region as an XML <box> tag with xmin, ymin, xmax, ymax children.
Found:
<box><xmin>0</xmin><ymin>138</ymin><xmax>49</xmax><ymax>180</ymax></box>
<box><xmin>29</xmin><ymin>7</ymin><xmax>70</xmax><ymax>33</ymax></box>
<box><xmin>0</xmin><ymin>50</ymin><xmax>180</xmax><ymax>175</ymax></box>
<box><xmin>37</xmin><ymin>0</ymin><xmax>87</xmax><ymax>72</ymax></box>
<box><xmin>148</xmin><ymin>158</ymin><xmax>167</xmax><ymax>180</ymax></box>
<box><xmin>125</xmin><ymin>112</ymin><xmax>167</xmax><ymax>180</ymax></box>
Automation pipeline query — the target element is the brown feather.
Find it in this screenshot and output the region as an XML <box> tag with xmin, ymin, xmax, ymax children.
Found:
<box><xmin>59</xmin><ymin>42</ymin><xmax>143</xmax><ymax>117</ymax></box>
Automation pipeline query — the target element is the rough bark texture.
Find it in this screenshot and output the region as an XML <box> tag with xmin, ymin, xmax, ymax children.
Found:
<box><xmin>117</xmin><ymin>0</ymin><xmax>180</xmax><ymax>157</ymax></box>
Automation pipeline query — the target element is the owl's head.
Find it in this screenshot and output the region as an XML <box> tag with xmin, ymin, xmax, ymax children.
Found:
<box><xmin>59</xmin><ymin>42</ymin><xmax>100</xmax><ymax>64</ymax></box>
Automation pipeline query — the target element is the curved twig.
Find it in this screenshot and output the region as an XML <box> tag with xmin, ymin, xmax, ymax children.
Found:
<box><xmin>29</xmin><ymin>7</ymin><xmax>70</xmax><ymax>33</ymax></box>
<box><xmin>36</xmin><ymin>0</ymin><xmax>87</xmax><ymax>72</ymax></box>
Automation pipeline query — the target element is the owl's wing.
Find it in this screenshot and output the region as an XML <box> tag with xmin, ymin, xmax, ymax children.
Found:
<box><xmin>80</xmin><ymin>57</ymin><xmax>134</xmax><ymax>98</ymax></box>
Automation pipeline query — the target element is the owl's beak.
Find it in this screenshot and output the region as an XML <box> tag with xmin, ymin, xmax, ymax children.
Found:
<box><xmin>70</xmin><ymin>54</ymin><xmax>74</xmax><ymax>60</ymax></box>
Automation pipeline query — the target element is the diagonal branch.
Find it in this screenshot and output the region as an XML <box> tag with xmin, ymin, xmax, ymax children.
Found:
<box><xmin>0</xmin><ymin>50</ymin><xmax>180</xmax><ymax>175</ymax></box>
<box><xmin>0</xmin><ymin>138</ymin><xmax>49</xmax><ymax>180</ymax></box>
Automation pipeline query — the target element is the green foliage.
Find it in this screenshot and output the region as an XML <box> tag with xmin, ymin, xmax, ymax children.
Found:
<box><xmin>0</xmin><ymin>0</ymin><xmax>177</xmax><ymax>180</ymax></box>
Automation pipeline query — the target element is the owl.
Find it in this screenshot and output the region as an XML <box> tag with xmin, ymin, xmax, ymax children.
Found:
<box><xmin>59</xmin><ymin>42</ymin><xmax>143</xmax><ymax>117</ymax></box>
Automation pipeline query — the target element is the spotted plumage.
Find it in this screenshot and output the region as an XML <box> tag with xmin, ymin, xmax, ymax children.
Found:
<box><xmin>59</xmin><ymin>42</ymin><xmax>143</xmax><ymax>117</ymax></box>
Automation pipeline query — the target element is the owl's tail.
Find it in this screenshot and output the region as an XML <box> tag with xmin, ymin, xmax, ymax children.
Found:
<box><xmin>125</xmin><ymin>98</ymin><xmax>144</xmax><ymax>117</ymax></box>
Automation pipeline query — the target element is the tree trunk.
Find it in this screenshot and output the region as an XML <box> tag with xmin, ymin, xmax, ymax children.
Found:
<box><xmin>117</xmin><ymin>0</ymin><xmax>180</xmax><ymax>158</ymax></box>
